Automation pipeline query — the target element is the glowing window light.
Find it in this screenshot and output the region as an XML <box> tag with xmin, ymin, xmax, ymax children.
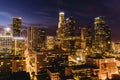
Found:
<box><xmin>76</xmin><ymin>57</ymin><xmax>81</xmax><ymax>61</ymax></box>
<box><xmin>13</xmin><ymin>37</ymin><xmax>24</xmax><ymax>40</ymax></box>
<box><xmin>0</xmin><ymin>36</ymin><xmax>11</xmax><ymax>37</ymax></box>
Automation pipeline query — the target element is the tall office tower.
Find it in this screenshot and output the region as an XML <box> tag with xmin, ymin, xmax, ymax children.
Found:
<box><xmin>94</xmin><ymin>16</ymin><xmax>111</xmax><ymax>52</ymax></box>
<box><xmin>28</xmin><ymin>26</ymin><xmax>46</xmax><ymax>51</ymax></box>
<box><xmin>28</xmin><ymin>26</ymin><xmax>37</xmax><ymax>51</ymax></box>
<box><xmin>63</xmin><ymin>17</ymin><xmax>76</xmax><ymax>52</ymax></box>
<box><xmin>12</xmin><ymin>17</ymin><xmax>22</xmax><ymax>37</ymax></box>
<box><xmin>80</xmin><ymin>26</ymin><xmax>92</xmax><ymax>49</ymax></box>
<box><xmin>64</xmin><ymin>17</ymin><xmax>75</xmax><ymax>37</ymax></box>
<box><xmin>57</xmin><ymin>12</ymin><xmax>65</xmax><ymax>48</ymax></box>
<box><xmin>38</xmin><ymin>28</ymin><xmax>46</xmax><ymax>50</ymax></box>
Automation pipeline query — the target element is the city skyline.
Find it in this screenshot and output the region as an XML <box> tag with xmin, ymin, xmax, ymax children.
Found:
<box><xmin>0</xmin><ymin>0</ymin><xmax>120</xmax><ymax>41</ymax></box>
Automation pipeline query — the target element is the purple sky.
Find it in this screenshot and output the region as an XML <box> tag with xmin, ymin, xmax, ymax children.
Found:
<box><xmin>0</xmin><ymin>0</ymin><xmax>120</xmax><ymax>41</ymax></box>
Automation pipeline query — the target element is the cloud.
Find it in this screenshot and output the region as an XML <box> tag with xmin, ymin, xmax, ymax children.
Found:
<box><xmin>0</xmin><ymin>11</ymin><xmax>12</xmax><ymax>19</ymax></box>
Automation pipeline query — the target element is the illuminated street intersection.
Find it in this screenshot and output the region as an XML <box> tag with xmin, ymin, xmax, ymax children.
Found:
<box><xmin>0</xmin><ymin>13</ymin><xmax>120</xmax><ymax>80</ymax></box>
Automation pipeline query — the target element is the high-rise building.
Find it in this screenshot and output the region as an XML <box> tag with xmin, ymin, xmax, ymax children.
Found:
<box><xmin>28</xmin><ymin>26</ymin><xmax>38</xmax><ymax>51</ymax></box>
<box><xmin>94</xmin><ymin>16</ymin><xmax>111</xmax><ymax>52</ymax></box>
<box><xmin>57</xmin><ymin>12</ymin><xmax>65</xmax><ymax>49</ymax></box>
<box><xmin>80</xmin><ymin>26</ymin><xmax>92</xmax><ymax>49</ymax></box>
<box><xmin>64</xmin><ymin>17</ymin><xmax>75</xmax><ymax>37</ymax></box>
<box><xmin>57</xmin><ymin>12</ymin><xmax>65</xmax><ymax>38</ymax></box>
<box><xmin>38</xmin><ymin>28</ymin><xmax>46</xmax><ymax>50</ymax></box>
<box><xmin>12</xmin><ymin>17</ymin><xmax>22</xmax><ymax>37</ymax></box>
<box><xmin>62</xmin><ymin>17</ymin><xmax>76</xmax><ymax>53</ymax></box>
<box><xmin>28</xmin><ymin>26</ymin><xmax>46</xmax><ymax>51</ymax></box>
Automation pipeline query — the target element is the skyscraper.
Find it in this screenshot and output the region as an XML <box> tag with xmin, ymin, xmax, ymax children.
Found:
<box><xmin>64</xmin><ymin>17</ymin><xmax>75</xmax><ymax>37</ymax></box>
<box><xmin>28</xmin><ymin>26</ymin><xmax>38</xmax><ymax>51</ymax></box>
<box><xmin>12</xmin><ymin>17</ymin><xmax>22</xmax><ymax>37</ymax></box>
<box><xmin>38</xmin><ymin>28</ymin><xmax>46</xmax><ymax>50</ymax></box>
<box><xmin>62</xmin><ymin>17</ymin><xmax>76</xmax><ymax>53</ymax></box>
<box><xmin>57</xmin><ymin>12</ymin><xmax>65</xmax><ymax>49</ymax></box>
<box><xmin>80</xmin><ymin>26</ymin><xmax>92</xmax><ymax>49</ymax></box>
<box><xmin>28</xmin><ymin>26</ymin><xmax>46</xmax><ymax>51</ymax></box>
<box><xmin>57</xmin><ymin>12</ymin><xmax>65</xmax><ymax>38</ymax></box>
<box><xmin>94</xmin><ymin>16</ymin><xmax>111</xmax><ymax>52</ymax></box>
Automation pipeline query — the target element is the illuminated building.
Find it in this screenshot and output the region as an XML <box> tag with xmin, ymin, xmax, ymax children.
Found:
<box><xmin>11</xmin><ymin>57</ymin><xmax>26</xmax><ymax>72</ymax></box>
<box><xmin>0</xmin><ymin>54</ymin><xmax>26</xmax><ymax>73</ymax></box>
<box><xmin>62</xmin><ymin>17</ymin><xmax>76</xmax><ymax>53</ymax></box>
<box><xmin>87</xmin><ymin>54</ymin><xmax>119</xmax><ymax>80</ymax></box>
<box><xmin>46</xmin><ymin>36</ymin><xmax>55</xmax><ymax>50</ymax></box>
<box><xmin>57</xmin><ymin>12</ymin><xmax>65</xmax><ymax>38</ymax></box>
<box><xmin>94</xmin><ymin>16</ymin><xmax>111</xmax><ymax>52</ymax></box>
<box><xmin>12</xmin><ymin>37</ymin><xmax>25</xmax><ymax>56</ymax></box>
<box><xmin>28</xmin><ymin>26</ymin><xmax>46</xmax><ymax>51</ymax></box>
<box><xmin>12</xmin><ymin>17</ymin><xmax>22</xmax><ymax>37</ymax></box>
<box><xmin>111</xmin><ymin>42</ymin><xmax>120</xmax><ymax>53</ymax></box>
<box><xmin>28</xmin><ymin>26</ymin><xmax>38</xmax><ymax>51</ymax></box>
<box><xmin>0</xmin><ymin>36</ymin><xmax>12</xmax><ymax>54</ymax></box>
<box><xmin>80</xmin><ymin>26</ymin><xmax>92</xmax><ymax>49</ymax></box>
<box><xmin>57</xmin><ymin>12</ymin><xmax>65</xmax><ymax>49</ymax></box>
<box><xmin>98</xmin><ymin>58</ymin><xmax>118</xmax><ymax>80</ymax></box>
<box><xmin>38</xmin><ymin>28</ymin><xmax>46</xmax><ymax>50</ymax></box>
<box><xmin>47</xmin><ymin>69</ymin><xmax>60</xmax><ymax>80</ymax></box>
<box><xmin>64</xmin><ymin>17</ymin><xmax>75</xmax><ymax>37</ymax></box>
<box><xmin>74</xmin><ymin>36</ymin><xmax>81</xmax><ymax>49</ymax></box>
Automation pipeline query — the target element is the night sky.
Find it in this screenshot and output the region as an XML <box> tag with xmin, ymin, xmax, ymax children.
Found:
<box><xmin>0</xmin><ymin>0</ymin><xmax>120</xmax><ymax>41</ymax></box>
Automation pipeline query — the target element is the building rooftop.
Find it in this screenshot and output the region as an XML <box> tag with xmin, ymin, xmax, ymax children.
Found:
<box><xmin>71</xmin><ymin>64</ymin><xmax>98</xmax><ymax>70</ymax></box>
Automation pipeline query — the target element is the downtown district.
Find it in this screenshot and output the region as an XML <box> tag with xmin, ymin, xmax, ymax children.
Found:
<box><xmin>0</xmin><ymin>12</ymin><xmax>120</xmax><ymax>80</ymax></box>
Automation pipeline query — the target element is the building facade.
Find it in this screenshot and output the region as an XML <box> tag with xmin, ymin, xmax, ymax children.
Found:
<box><xmin>94</xmin><ymin>16</ymin><xmax>111</xmax><ymax>52</ymax></box>
<box><xmin>28</xmin><ymin>26</ymin><xmax>46</xmax><ymax>51</ymax></box>
<box><xmin>62</xmin><ymin>17</ymin><xmax>76</xmax><ymax>53</ymax></box>
<box><xmin>57</xmin><ymin>12</ymin><xmax>65</xmax><ymax>49</ymax></box>
<box><xmin>12</xmin><ymin>17</ymin><xmax>22</xmax><ymax>37</ymax></box>
<box><xmin>80</xmin><ymin>26</ymin><xmax>92</xmax><ymax>49</ymax></box>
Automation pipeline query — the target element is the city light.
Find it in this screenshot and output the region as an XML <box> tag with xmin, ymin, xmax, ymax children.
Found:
<box><xmin>4</xmin><ymin>27</ymin><xmax>11</xmax><ymax>32</ymax></box>
<box><xmin>0</xmin><ymin>6</ymin><xmax>120</xmax><ymax>80</ymax></box>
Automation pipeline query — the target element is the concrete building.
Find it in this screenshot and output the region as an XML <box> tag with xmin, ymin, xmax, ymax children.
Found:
<box><xmin>87</xmin><ymin>54</ymin><xmax>118</xmax><ymax>80</ymax></box>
